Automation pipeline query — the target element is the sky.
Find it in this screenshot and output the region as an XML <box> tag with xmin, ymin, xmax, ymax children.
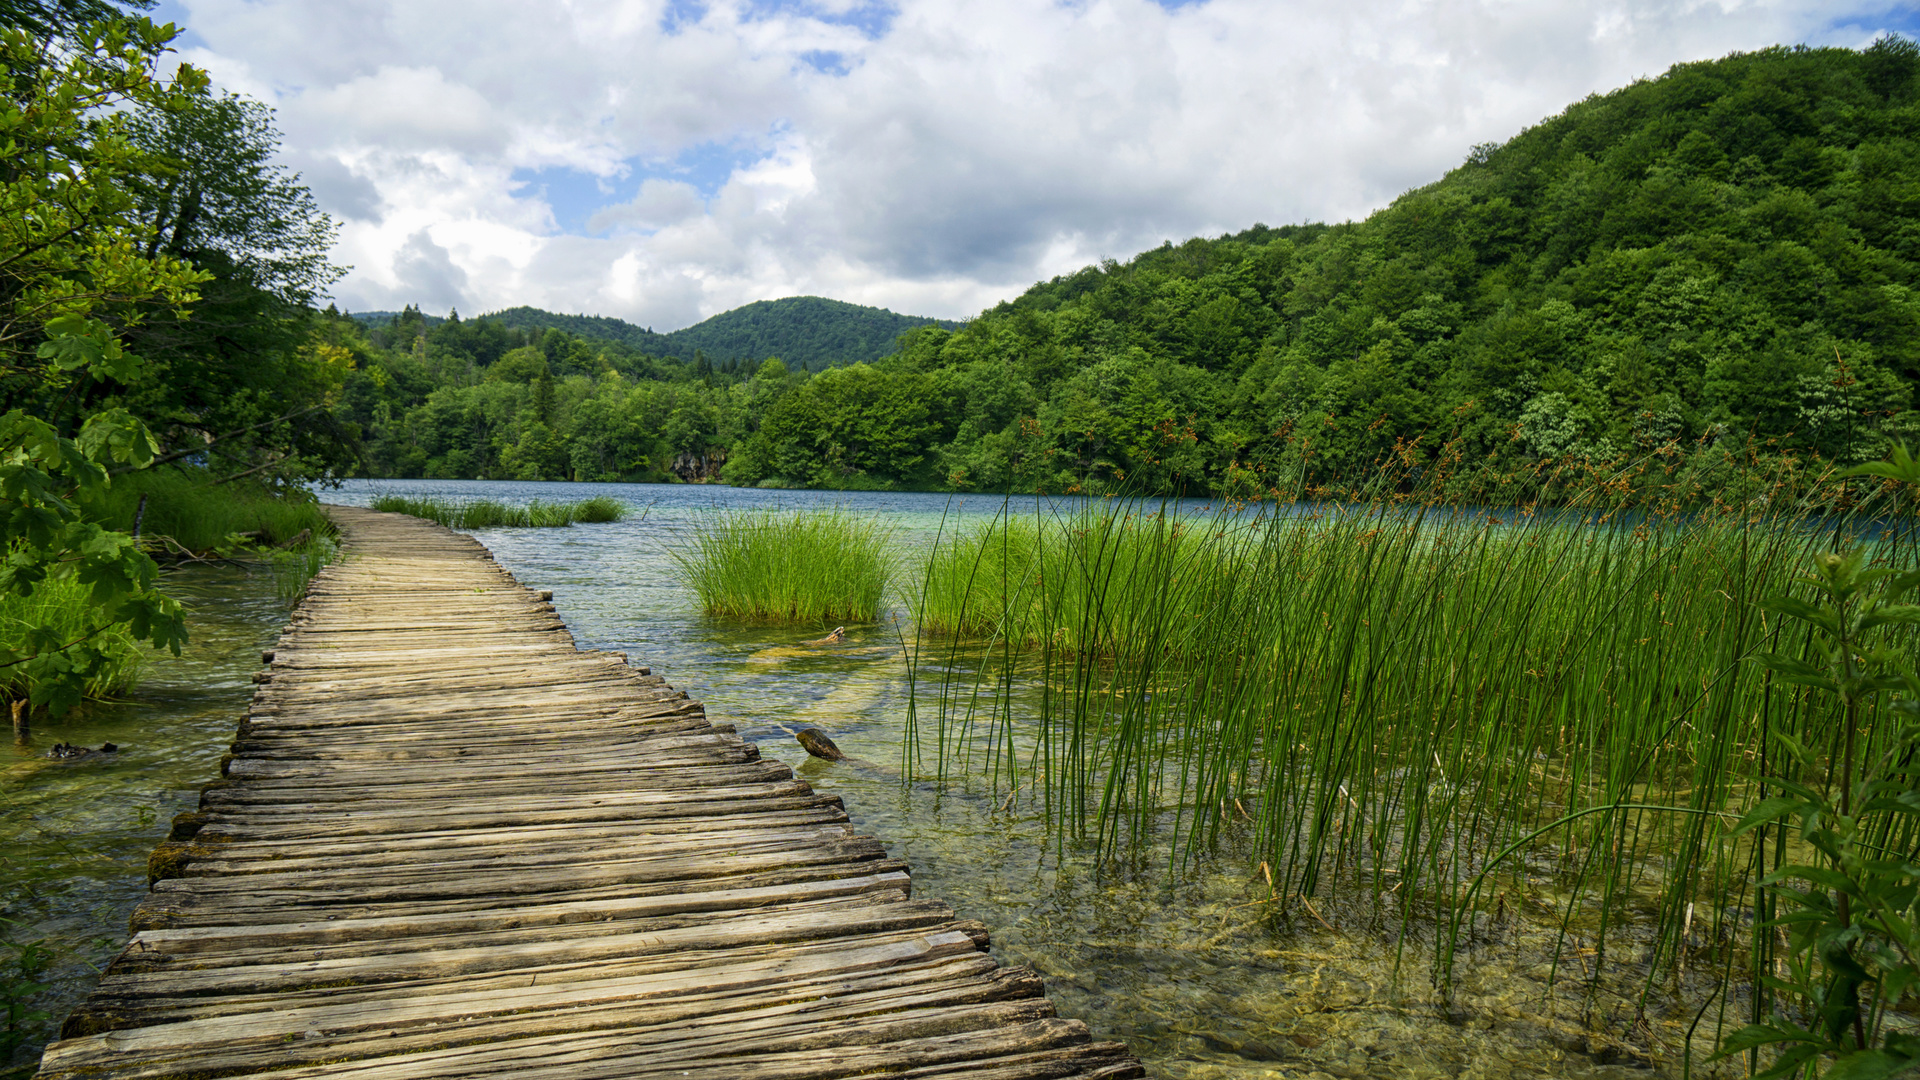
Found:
<box><xmin>151</xmin><ymin>0</ymin><xmax>1920</xmax><ymax>331</ymax></box>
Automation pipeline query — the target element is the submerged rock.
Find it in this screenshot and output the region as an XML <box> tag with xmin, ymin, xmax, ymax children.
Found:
<box><xmin>46</xmin><ymin>742</ymin><xmax>120</xmax><ymax>761</ymax></box>
<box><xmin>795</xmin><ymin>727</ymin><xmax>845</xmax><ymax>760</ymax></box>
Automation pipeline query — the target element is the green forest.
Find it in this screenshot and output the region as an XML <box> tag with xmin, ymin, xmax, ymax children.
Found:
<box><xmin>1</xmin><ymin>1</ymin><xmax>356</xmax><ymax>710</ymax></box>
<box><xmin>349</xmin><ymin>296</ymin><xmax>957</xmax><ymax>373</ymax></box>
<box><xmin>332</xmin><ymin>38</ymin><xmax>1920</xmax><ymax>496</ymax></box>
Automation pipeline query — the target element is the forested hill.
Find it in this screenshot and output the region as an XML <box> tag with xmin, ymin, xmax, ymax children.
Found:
<box><xmin>668</xmin><ymin>298</ymin><xmax>964</xmax><ymax>371</ymax></box>
<box><xmin>481</xmin><ymin>297</ymin><xmax>959</xmax><ymax>371</ymax></box>
<box><xmin>330</xmin><ymin>38</ymin><xmax>1920</xmax><ymax>493</ymax></box>
<box><xmin>350</xmin><ymin>297</ymin><xmax>956</xmax><ymax>371</ymax></box>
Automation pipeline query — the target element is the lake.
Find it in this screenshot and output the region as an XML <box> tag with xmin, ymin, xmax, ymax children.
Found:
<box><xmin>2</xmin><ymin>478</ymin><xmax>1718</xmax><ymax>1080</ymax></box>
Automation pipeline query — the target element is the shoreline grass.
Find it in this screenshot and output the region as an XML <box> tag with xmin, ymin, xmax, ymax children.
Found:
<box><xmin>671</xmin><ymin>507</ymin><xmax>893</xmax><ymax>625</ymax></box>
<box><xmin>0</xmin><ymin>575</ymin><xmax>145</xmax><ymax>705</ymax></box>
<box><xmin>370</xmin><ymin>494</ymin><xmax>625</xmax><ymax>529</ymax></box>
<box><xmin>902</xmin><ymin>449</ymin><xmax>1920</xmax><ymax>1070</ymax></box>
<box><xmin>84</xmin><ymin>467</ymin><xmax>335</xmax><ymax>554</ymax></box>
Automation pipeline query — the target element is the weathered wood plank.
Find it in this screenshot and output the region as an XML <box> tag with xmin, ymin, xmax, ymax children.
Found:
<box><xmin>33</xmin><ymin>506</ymin><xmax>1142</xmax><ymax>1080</ymax></box>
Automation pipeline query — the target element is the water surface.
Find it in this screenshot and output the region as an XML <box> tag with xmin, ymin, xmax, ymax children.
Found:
<box><xmin>0</xmin><ymin>479</ymin><xmax>1727</xmax><ymax>1079</ymax></box>
<box><xmin>318</xmin><ymin>479</ymin><xmax>1714</xmax><ymax>1079</ymax></box>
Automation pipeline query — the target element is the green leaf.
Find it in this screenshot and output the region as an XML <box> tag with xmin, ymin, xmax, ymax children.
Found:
<box><xmin>1711</xmin><ymin>1022</ymin><xmax>1825</xmax><ymax>1058</ymax></box>
<box><xmin>1826</xmin><ymin>1050</ymin><xmax>1916</xmax><ymax>1080</ymax></box>
<box><xmin>1734</xmin><ymin>796</ymin><xmax>1809</xmax><ymax>836</ymax></box>
<box><xmin>1763</xmin><ymin>595</ymin><xmax>1833</xmax><ymax>626</ymax></box>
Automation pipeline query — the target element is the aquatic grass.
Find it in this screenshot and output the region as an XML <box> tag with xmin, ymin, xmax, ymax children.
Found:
<box><xmin>572</xmin><ymin>496</ymin><xmax>624</xmax><ymax>523</ymax></box>
<box><xmin>671</xmin><ymin>507</ymin><xmax>894</xmax><ymax>625</ymax></box>
<box><xmin>84</xmin><ymin>467</ymin><xmax>334</xmax><ymax>553</ymax></box>
<box><xmin>904</xmin><ymin>449</ymin><xmax>1920</xmax><ymax>1069</ymax></box>
<box><xmin>370</xmin><ymin>494</ymin><xmax>627</xmax><ymax>529</ymax></box>
<box><xmin>0</xmin><ymin>574</ymin><xmax>145</xmax><ymax>703</ymax></box>
<box><xmin>269</xmin><ymin>534</ymin><xmax>339</xmax><ymax>603</ymax></box>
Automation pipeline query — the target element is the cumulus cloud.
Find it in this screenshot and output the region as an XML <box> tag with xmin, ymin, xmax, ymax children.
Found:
<box><xmin>165</xmin><ymin>0</ymin><xmax>1913</xmax><ymax>327</ymax></box>
<box><xmin>391</xmin><ymin>228</ymin><xmax>469</xmax><ymax>313</ymax></box>
<box><xmin>587</xmin><ymin>178</ymin><xmax>708</xmax><ymax>233</ymax></box>
<box><xmin>284</xmin><ymin>151</ymin><xmax>383</xmax><ymax>222</ymax></box>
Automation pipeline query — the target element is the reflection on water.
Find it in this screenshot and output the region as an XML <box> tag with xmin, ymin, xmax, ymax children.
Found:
<box><xmin>1</xmin><ymin>479</ymin><xmax>1736</xmax><ymax>1078</ymax></box>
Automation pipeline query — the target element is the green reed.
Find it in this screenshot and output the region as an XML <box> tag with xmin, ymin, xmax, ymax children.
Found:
<box><xmin>904</xmin><ymin>451</ymin><xmax>1920</xmax><ymax>1064</ymax></box>
<box><xmin>671</xmin><ymin>507</ymin><xmax>894</xmax><ymax>625</ymax></box>
<box><xmin>370</xmin><ymin>494</ymin><xmax>626</xmax><ymax>529</ymax></box>
<box><xmin>0</xmin><ymin>574</ymin><xmax>144</xmax><ymax>703</ymax></box>
<box><xmin>269</xmin><ymin>534</ymin><xmax>339</xmax><ymax>603</ymax></box>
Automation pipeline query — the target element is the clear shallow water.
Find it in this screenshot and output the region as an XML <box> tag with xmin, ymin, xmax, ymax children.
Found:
<box><xmin>0</xmin><ymin>480</ymin><xmax>1729</xmax><ymax>1079</ymax></box>
<box><xmin>0</xmin><ymin>564</ymin><xmax>289</xmax><ymax>1078</ymax></box>
<box><xmin>318</xmin><ymin>480</ymin><xmax>1727</xmax><ymax>1079</ymax></box>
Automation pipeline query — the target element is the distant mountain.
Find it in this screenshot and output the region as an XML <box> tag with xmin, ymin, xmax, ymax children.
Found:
<box><xmin>477</xmin><ymin>308</ymin><xmax>670</xmax><ymax>354</ymax></box>
<box><xmin>479</xmin><ymin>296</ymin><xmax>962</xmax><ymax>370</ymax></box>
<box><xmin>347</xmin><ymin>309</ymin><xmax>445</xmax><ymax>329</ymax></box>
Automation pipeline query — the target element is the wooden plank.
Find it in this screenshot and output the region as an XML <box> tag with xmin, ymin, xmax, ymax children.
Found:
<box><xmin>33</xmin><ymin>506</ymin><xmax>1142</xmax><ymax>1080</ymax></box>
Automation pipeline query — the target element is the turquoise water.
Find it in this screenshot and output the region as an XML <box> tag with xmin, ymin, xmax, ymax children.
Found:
<box><xmin>315</xmin><ymin>480</ymin><xmax>1715</xmax><ymax>1079</ymax></box>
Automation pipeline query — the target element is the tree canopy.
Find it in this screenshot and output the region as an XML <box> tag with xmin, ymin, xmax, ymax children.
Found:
<box><xmin>2</xmin><ymin>5</ymin><xmax>351</xmax><ymax>712</ymax></box>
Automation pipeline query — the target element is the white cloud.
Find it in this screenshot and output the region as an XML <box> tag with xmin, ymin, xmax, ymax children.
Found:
<box><xmin>165</xmin><ymin>0</ymin><xmax>1892</xmax><ymax>328</ymax></box>
<box><xmin>587</xmin><ymin>178</ymin><xmax>707</xmax><ymax>233</ymax></box>
<box><xmin>392</xmin><ymin>228</ymin><xmax>469</xmax><ymax>312</ymax></box>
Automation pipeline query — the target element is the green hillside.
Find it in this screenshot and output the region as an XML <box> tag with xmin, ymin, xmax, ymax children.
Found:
<box><xmin>726</xmin><ymin>35</ymin><xmax>1920</xmax><ymax>492</ymax></box>
<box><xmin>664</xmin><ymin>297</ymin><xmax>962</xmax><ymax>371</ymax></box>
<box><xmin>479</xmin><ymin>296</ymin><xmax>959</xmax><ymax>371</ymax></box>
<box><xmin>332</xmin><ymin>37</ymin><xmax>1920</xmax><ymax>492</ymax></box>
<box><xmin>475</xmin><ymin>307</ymin><xmax>669</xmax><ymax>354</ymax></box>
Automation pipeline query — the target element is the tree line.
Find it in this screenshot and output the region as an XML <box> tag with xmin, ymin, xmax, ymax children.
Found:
<box><xmin>3</xmin><ymin>0</ymin><xmax>348</xmax><ymax>711</ymax></box>
<box><xmin>334</xmin><ymin>37</ymin><xmax>1920</xmax><ymax>498</ymax></box>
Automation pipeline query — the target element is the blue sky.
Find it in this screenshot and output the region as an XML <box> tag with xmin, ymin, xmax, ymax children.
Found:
<box><xmin>161</xmin><ymin>0</ymin><xmax>1920</xmax><ymax>330</ymax></box>
<box><xmin>512</xmin><ymin>139</ymin><xmax>770</xmax><ymax>236</ymax></box>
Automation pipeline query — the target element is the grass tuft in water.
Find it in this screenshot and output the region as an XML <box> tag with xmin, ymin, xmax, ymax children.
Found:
<box><xmin>672</xmin><ymin>507</ymin><xmax>894</xmax><ymax>625</ymax></box>
<box><xmin>371</xmin><ymin>494</ymin><xmax>627</xmax><ymax>529</ymax></box>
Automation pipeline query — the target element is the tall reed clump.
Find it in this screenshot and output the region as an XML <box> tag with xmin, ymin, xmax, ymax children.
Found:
<box><xmin>672</xmin><ymin>507</ymin><xmax>894</xmax><ymax>624</ymax></box>
<box><xmin>371</xmin><ymin>494</ymin><xmax>626</xmax><ymax>529</ymax></box>
<box><xmin>906</xmin><ymin>448</ymin><xmax>1920</xmax><ymax>1071</ymax></box>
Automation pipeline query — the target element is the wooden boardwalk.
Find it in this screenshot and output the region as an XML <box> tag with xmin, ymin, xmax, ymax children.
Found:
<box><xmin>36</xmin><ymin>507</ymin><xmax>1142</xmax><ymax>1080</ymax></box>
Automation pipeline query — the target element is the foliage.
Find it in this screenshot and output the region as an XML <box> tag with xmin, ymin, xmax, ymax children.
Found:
<box><xmin>472</xmin><ymin>297</ymin><xmax>959</xmax><ymax>373</ymax></box>
<box><xmin>82</xmin><ymin>464</ymin><xmax>333</xmax><ymax>552</ymax></box>
<box><xmin>0</xmin><ymin>17</ymin><xmax>207</xmax><ymax>398</ymax></box>
<box><xmin>369</xmin><ymin>493</ymin><xmax>625</xmax><ymax>529</ymax></box>
<box><xmin>110</xmin><ymin>90</ymin><xmax>355</xmax><ymax>484</ymax></box>
<box><xmin>1709</xmin><ymin>453</ymin><xmax>1920</xmax><ymax>1077</ymax></box>
<box><xmin>904</xmin><ymin>446</ymin><xmax>1920</xmax><ymax>1067</ymax></box>
<box><xmin>670</xmin><ymin>507</ymin><xmax>894</xmax><ymax>625</ymax></box>
<box><xmin>0</xmin><ymin>572</ymin><xmax>143</xmax><ymax>701</ymax></box>
<box><xmin>269</xmin><ymin>533</ymin><xmax>335</xmax><ymax>602</ymax></box>
<box><xmin>332</xmin><ymin>39</ymin><xmax>1920</xmax><ymax>499</ymax></box>
<box><xmin>0</xmin><ymin>11</ymin><xmax>342</xmax><ymax>715</ymax></box>
<box><xmin>0</xmin><ymin>931</ymin><xmax>50</xmax><ymax>1066</ymax></box>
